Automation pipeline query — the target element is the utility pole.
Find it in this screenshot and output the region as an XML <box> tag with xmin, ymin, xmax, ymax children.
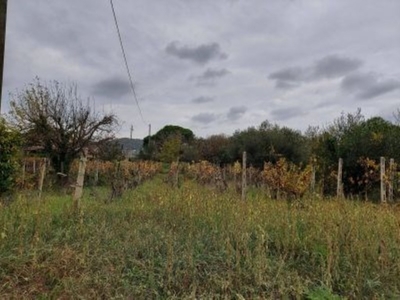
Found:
<box><xmin>147</xmin><ymin>123</ymin><xmax>152</xmax><ymax>158</ymax></box>
<box><xmin>0</xmin><ymin>0</ymin><xmax>8</xmax><ymax>113</ymax></box>
<box><xmin>130</xmin><ymin>125</ymin><xmax>133</xmax><ymax>139</ymax></box>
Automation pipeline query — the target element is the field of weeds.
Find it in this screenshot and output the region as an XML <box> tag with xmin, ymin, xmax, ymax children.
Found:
<box><xmin>1</xmin><ymin>178</ymin><xmax>400</xmax><ymax>299</ymax></box>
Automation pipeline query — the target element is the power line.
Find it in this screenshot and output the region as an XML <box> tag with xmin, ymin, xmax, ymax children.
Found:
<box><xmin>109</xmin><ymin>0</ymin><xmax>146</xmax><ymax>125</ymax></box>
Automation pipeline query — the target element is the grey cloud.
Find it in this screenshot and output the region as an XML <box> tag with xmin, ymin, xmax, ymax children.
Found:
<box><xmin>269</xmin><ymin>67</ymin><xmax>305</xmax><ymax>82</ymax></box>
<box><xmin>92</xmin><ymin>77</ymin><xmax>131</xmax><ymax>100</ymax></box>
<box><xmin>191</xmin><ymin>68</ymin><xmax>230</xmax><ymax>86</ymax></box>
<box><xmin>201</xmin><ymin>68</ymin><xmax>230</xmax><ymax>79</ymax></box>
<box><xmin>269</xmin><ymin>67</ymin><xmax>310</xmax><ymax>89</ymax></box>
<box><xmin>191</xmin><ymin>112</ymin><xmax>218</xmax><ymax>124</ymax></box>
<box><xmin>271</xmin><ymin>107</ymin><xmax>306</xmax><ymax>121</ymax></box>
<box><xmin>165</xmin><ymin>41</ymin><xmax>228</xmax><ymax>64</ymax></box>
<box><xmin>360</xmin><ymin>81</ymin><xmax>400</xmax><ymax>99</ymax></box>
<box><xmin>275</xmin><ymin>81</ymin><xmax>300</xmax><ymax>90</ymax></box>
<box><xmin>313</xmin><ymin>55</ymin><xmax>363</xmax><ymax>79</ymax></box>
<box><xmin>227</xmin><ymin>106</ymin><xmax>247</xmax><ymax>121</ymax></box>
<box><xmin>14</xmin><ymin>2</ymin><xmax>112</xmax><ymax>68</ymax></box>
<box><xmin>192</xmin><ymin>96</ymin><xmax>214</xmax><ymax>104</ymax></box>
<box><xmin>269</xmin><ymin>55</ymin><xmax>363</xmax><ymax>90</ymax></box>
<box><xmin>6</xmin><ymin>0</ymin><xmax>400</xmax><ymax>139</ymax></box>
<box><xmin>341</xmin><ymin>73</ymin><xmax>375</xmax><ymax>91</ymax></box>
<box><xmin>341</xmin><ymin>73</ymin><xmax>400</xmax><ymax>99</ymax></box>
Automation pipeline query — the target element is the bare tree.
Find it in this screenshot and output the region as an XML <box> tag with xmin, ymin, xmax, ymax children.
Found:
<box><xmin>393</xmin><ymin>108</ymin><xmax>400</xmax><ymax>125</ymax></box>
<box><xmin>8</xmin><ymin>78</ymin><xmax>119</xmax><ymax>176</ymax></box>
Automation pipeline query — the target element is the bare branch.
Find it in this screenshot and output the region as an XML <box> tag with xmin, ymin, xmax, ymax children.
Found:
<box><xmin>8</xmin><ymin>78</ymin><xmax>119</xmax><ymax>175</ymax></box>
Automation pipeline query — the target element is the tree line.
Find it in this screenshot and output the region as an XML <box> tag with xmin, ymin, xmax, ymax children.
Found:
<box><xmin>1</xmin><ymin>78</ymin><xmax>400</xmax><ymax>200</ymax></box>
<box><xmin>141</xmin><ymin>109</ymin><xmax>400</xmax><ymax>200</ymax></box>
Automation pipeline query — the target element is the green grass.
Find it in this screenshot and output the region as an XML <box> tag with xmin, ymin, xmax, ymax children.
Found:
<box><xmin>1</xmin><ymin>179</ymin><xmax>400</xmax><ymax>298</ymax></box>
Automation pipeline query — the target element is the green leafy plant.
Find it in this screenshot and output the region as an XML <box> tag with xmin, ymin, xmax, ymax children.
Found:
<box><xmin>0</xmin><ymin>118</ymin><xmax>21</xmax><ymax>195</ymax></box>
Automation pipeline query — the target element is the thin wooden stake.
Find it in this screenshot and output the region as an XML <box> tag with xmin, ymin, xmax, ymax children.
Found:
<box><xmin>38</xmin><ymin>158</ymin><xmax>47</xmax><ymax>199</ymax></box>
<box><xmin>175</xmin><ymin>158</ymin><xmax>180</xmax><ymax>188</ymax></box>
<box><xmin>311</xmin><ymin>164</ymin><xmax>316</xmax><ymax>193</ymax></box>
<box><xmin>94</xmin><ymin>160</ymin><xmax>99</xmax><ymax>186</ymax></box>
<box><xmin>381</xmin><ymin>157</ymin><xmax>386</xmax><ymax>203</ymax></box>
<box><xmin>389</xmin><ymin>158</ymin><xmax>394</xmax><ymax>202</ymax></box>
<box><xmin>337</xmin><ymin>158</ymin><xmax>343</xmax><ymax>198</ymax></box>
<box><xmin>242</xmin><ymin>151</ymin><xmax>247</xmax><ymax>201</ymax></box>
<box><xmin>21</xmin><ymin>161</ymin><xmax>26</xmax><ymax>188</ymax></box>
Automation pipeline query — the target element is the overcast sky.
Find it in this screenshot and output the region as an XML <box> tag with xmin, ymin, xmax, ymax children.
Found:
<box><xmin>3</xmin><ymin>0</ymin><xmax>400</xmax><ymax>138</ymax></box>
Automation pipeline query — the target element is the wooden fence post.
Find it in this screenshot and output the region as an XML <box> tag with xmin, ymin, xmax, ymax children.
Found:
<box><xmin>21</xmin><ymin>161</ymin><xmax>26</xmax><ymax>188</ymax></box>
<box><xmin>242</xmin><ymin>151</ymin><xmax>247</xmax><ymax>201</ymax></box>
<box><xmin>94</xmin><ymin>160</ymin><xmax>99</xmax><ymax>186</ymax></box>
<box><xmin>174</xmin><ymin>158</ymin><xmax>180</xmax><ymax>188</ymax></box>
<box><xmin>38</xmin><ymin>158</ymin><xmax>47</xmax><ymax>199</ymax></box>
<box><xmin>389</xmin><ymin>158</ymin><xmax>394</xmax><ymax>202</ymax></box>
<box><xmin>381</xmin><ymin>157</ymin><xmax>387</xmax><ymax>203</ymax></box>
<box><xmin>337</xmin><ymin>158</ymin><xmax>343</xmax><ymax>198</ymax></box>
<box><xmin>311</xmin><ymin>164</ymin><xmax>316</xmax><ymax>194</ymax></box>
<box><xmin>73</xmin><ymin>151</ymin><xmax>87</xmax><ymax>211</ymax></box>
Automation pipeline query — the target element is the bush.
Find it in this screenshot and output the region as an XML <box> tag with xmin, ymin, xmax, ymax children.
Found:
<box><xmin>0</xmin><ymin>118</ymin><xmax>21</xmax><ymax>195</ymax></box>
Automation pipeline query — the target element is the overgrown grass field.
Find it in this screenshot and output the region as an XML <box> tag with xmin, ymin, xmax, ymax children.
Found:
<box><xmin>1</xmin><ymin>178</ymin><xmax>400</xmax><ymax>299</ymax></box>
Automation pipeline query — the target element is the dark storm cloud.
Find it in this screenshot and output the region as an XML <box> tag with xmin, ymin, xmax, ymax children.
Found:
<box><xmin>269</xmin><ymin>55</ymin><xmax>363</xmax><ymax>89</ymax></box>
<box><xmin>312</xmin><ymin>55</ymin><xmax>363</xmax><ymax>79</ymax></box>
<box><xmin>191</xmin><ymin>68</ymin><xmax>230</xmax><ymax>86</ymax></box>
<box><xmin>191</xmin><ymin>112</ymin><xmax>218</xmax><ymax>124</ymax></box>
<box><xmin>165</xmin><ymin>41</ymin><xmax>228</xmax><ymax>64</ymax></box>
<box><xmin>271</xmin><ymin>107</ymin><xmax>306</xmax><ymax>121</ymax></box>
<box><xmin>192</xmin><ymin>96</ymin><xmax>214</xmax><ymax>104</ymax></box>
<box><xmin>227</xmin><ymin>106</ymin><xmax>247</xmax><ymax>121</ymax></box>
<box><xmin>92</xmin><ymin>77</ymin><xmax>131</xmax><ymax>100</ymax></box>
<box><xmin>341</xmin><ymin>73</ymin><xmax>400</xmax><ymax>99</ymax></box>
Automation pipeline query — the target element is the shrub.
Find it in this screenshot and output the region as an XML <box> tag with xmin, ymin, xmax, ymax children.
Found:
<box><xmin>0</xmin><ymin>118</ymin><xmax>21</xmax><ymax>195</ymax></box>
